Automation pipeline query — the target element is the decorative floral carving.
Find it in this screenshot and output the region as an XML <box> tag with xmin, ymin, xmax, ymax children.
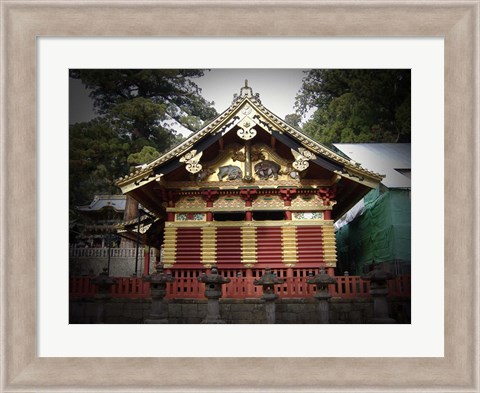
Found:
<box><xmin>175</xmin><ymin>213</ymin><xmax>206</xmax><ymax>221</ymax></box>
<box><xmin>215</xmin><ymin>196</ymin><xmax>244</xmax><ymax>209</ymax></box>
<box><xmin>237</xmin><ymin>117</ymin><xmax>257</xmax><ymax>140</ymax></box>
<box><xmin>291</xmin><ymin>195</ymin><xmax>322</xmax><ymax>209</ymax></box>
<box><xmin>281</xmin><ymin>163</ymin><xmax>301</xmax><ymax>181</ymax></box>
<box><xmin>232</xmin><ymin>147</ymin><xmax>265</xmax><ymax>162</ymax></box>
<box><xmin>292</xmin><ymin>212</ymin><xmax>324</xmax><ymax>220</ymax></box>
<box><xmin>180</xmin><ymin>150</ymin><xmax>203</xmax><ymax>174</ymax></box>
<box><xmin>241</xmin><ymin>104</ymin><xmax>252</xmax><ymax>116</ymax></box>
<box><xmin>298</xmin><ymin>147</ymin><xmax>316</xmax><ymax>160</ymax></box>
<box><xmin>291</xmin><ymin>148</ymin><xmax>315</xmax><ymax>171</ymax></box>
<box><xmin>176</xmin><ymin>196</ymin><xmax>204</xmax><ymax>209</ymax></box>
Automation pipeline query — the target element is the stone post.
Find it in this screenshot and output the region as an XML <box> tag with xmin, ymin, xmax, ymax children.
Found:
<box><xmin>361</xmin><ymin>263</ymin><xmax>396</xmax><ymax>323</ymax></box>
<box><xmin>197</xmin><ymin>267</ymin><xmax>231</xmax><ymax>323</ymax></box>
<box><xmin>143</xmin><ymin>262</ymin><xmax>175</xmax><ymax>324</ymax></box>
<box><xmin>307</xmin><ymin>268</ymin><xmax>337</xmax><ymax>324</ymax></box>
<box><xmin>253</xmin><ymin>267</ymin><xmax>284</xmax><ymax>324</ymax></box>
<box><xmin>91</xmin><ymin>268</ymin><xmax>117</xmax><ymax>324</ymax></box>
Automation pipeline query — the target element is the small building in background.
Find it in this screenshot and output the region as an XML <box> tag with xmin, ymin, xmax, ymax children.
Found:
<box><xmin>69</xmin><ymin>194</ymin><xmax>155</xmax><ymax>276</ymax></box>
<box><xmin>72</xmin><ymin>194</ymin><xmax>126</xmax><ymax>248</ymax></box>
<box><xmin>333</xmin><ymin>143</ymin><xmax>411</xmax><ymax>275</ymax></box>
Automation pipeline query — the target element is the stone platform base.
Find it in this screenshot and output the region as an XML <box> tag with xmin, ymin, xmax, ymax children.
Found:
<box><xmin>70</xmin><ymin>297</ymin><xmax>410</xmax><ymax>324</ymax></box>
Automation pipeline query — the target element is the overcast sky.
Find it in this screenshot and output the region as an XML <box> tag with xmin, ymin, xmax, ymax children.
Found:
<box><xmin>69</xmin><ymin>69</ymin><xmax>308</xmax><ymax>130</ymax></box>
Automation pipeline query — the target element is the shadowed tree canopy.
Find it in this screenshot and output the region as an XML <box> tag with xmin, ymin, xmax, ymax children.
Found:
<box><xmin>70</xmin><ymin>69</ymin><xmax>218</xmax><ymax>152</ymax></box>
<box><xmin>284</xmin><ymin>113</ymin><xmax>302</xmax><ymax>129</ymax></box>
<box><xmin>295</xmin><ymin>69</ymin><xmax>411</xmax><ymax>145</ymax></box>
<box><xmin>127</xmin><ymin>146</ymin><xmax>161</xmax><ymax>167</ymax></box>
<box><xmin>70</xmin><ymin>69</ymin><xmax>218</xmax><ymax>209</ymax></box>
<box><xmin>69</xmin><ymin>118</ymin><xmax>131</xmax><ymax>208</ymax></box>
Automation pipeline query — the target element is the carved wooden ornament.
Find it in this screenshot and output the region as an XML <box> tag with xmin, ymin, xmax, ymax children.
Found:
<box><xmin>291</xmin><ymin>148</ymin><xmax>315</xmax><ymax>171</ymax></box>
<box><xmin>237</xmin><ymin>116</ymin><xmax>257</xmax><ymax>140</ymax></box>
<box><xmin>179</xmin><ymin>150</ymin><xmax>203</xmax><ymax>174</ymax></box>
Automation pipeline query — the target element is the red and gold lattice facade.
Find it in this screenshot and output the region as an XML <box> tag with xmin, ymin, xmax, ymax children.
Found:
<box><xmin>160</xmin><ymin>188</ymin><xmax>337</xmax><ymax>270</ymax></box>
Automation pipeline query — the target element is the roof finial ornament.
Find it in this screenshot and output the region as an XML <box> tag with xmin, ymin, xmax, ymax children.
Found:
<box><xmin>239</xmin><ymin>80</ymin><xmax>254</xmax><ymax>98</ymax></box>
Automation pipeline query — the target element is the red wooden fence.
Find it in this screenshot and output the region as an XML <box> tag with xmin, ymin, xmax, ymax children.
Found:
<box><xmin>70</xmin><ymin>269</ymin><xmax>411</xmax><ymax>300</ymax></box>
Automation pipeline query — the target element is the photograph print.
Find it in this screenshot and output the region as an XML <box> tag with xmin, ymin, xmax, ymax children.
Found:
<box><xmin>68</xmin><ymin>69</ymin><xmax>411</xmax><ymax>324</ymax></box>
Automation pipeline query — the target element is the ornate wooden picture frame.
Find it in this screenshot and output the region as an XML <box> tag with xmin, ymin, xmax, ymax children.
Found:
<box><xmin>1</xmin><ymin>1</ymin><xmax>478</xmax><ymax>391</ymax></box>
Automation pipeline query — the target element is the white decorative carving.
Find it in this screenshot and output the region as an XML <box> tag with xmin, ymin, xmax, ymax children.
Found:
<box><xmin>298</xmin><ymin>147</ymin><xmax>316</xmax><ymax>161</ymax></box>
<box><xmin>291</xmin><ymin>148</ymin><xmax>316</xmax><ymax>171</ymax></box>
<box><xmin>237</xmin><ymin>116</ymin><xmax>257</xmax><ymax>140</ymax></box>
<box><xmin>179</xmin><ymin>150</ymin><xmax>203</xmax><ymax>174</ymax></box>
<box><xmin>241</xmin><ymin>104</ymin><xmax>252</xmax><ymax>116</ymax></box>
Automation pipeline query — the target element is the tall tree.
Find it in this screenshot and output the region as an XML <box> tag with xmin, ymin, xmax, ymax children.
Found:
<box><xmin>70</xmin><ymin>69</ymin><xmax>217</xmax><ymax>152</ymax></box>
<box><xmin>284</xmin><ymin>113</ymin><xmax>302</xmax><ymax>129</ymax></box>
<box><xmin>69</xmin><ymin>118</ymin><xmax>131</xmax><ymax>208</ymax></box>
<box><xmin>70</xmin><ymin>69</ymin><xmax>216</xmax><ymax>210</ymax></box>
<box><xmin>295</xmin><ymin>70</ymin><xmax>411</xmax><ymax>144</ymax></box>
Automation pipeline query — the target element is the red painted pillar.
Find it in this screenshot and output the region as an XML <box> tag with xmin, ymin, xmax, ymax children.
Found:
<box><xmin>280</xmin><ymin>188</ymin><xmax>296</xmax><ymax>220</ymax></box>
<box><xmin>324</xmin><ymin>210</ymin><xmax>332</xmax><ymax>220</ymax></box>
<box><xmin>202</xmin><ymin>190</ymin><xmax>219</xmax><ymax>221</ymax></box>
<box><xmin>240</xmin><ymin>189</ymin><xmax>257</xmax><ymax>220</ymax></box>
<box><xmin>327</xmin><ymin>267</ymin><xmax>335</xmax><ymax>276</ymax></box>
<box><xmin>143</xmin><ymin>246</ymin><xmax>150</xmax><ymax>276</ymax></box>
<box><xmin>164</xmin><ymin>190</ymin><xmax>177</xmax><ymax>222</ymax></box>
<box><xmin>246</xmin><ymin>268</ymin><xmax>253</xmax><ymax>296</ymax></box>
<box><xmin>206</xmin><ymin>201</ymin><xmax>214</xmax><ymax>222</ymax></box>
<box><xmin>246</xmin><ymin>199</ymin><xmax>252</xmax><ymax>221</ymax></box>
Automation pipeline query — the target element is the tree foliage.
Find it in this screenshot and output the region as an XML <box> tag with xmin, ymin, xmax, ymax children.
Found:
<box><xmin>70</xmin><ymin>69</ymin><xmax>217</xmax><ymax>152</ymax></box>
<box><xmin>69</xmin><ymin>69</ymin><xmax>217</xmax><ymax>213</ymax></box>
<box><xmin>127</xmin><ymin>146</ymin><xmax>161</xmax><ymax>166</ymax></box>
<box><xmin>284</xmin><ymin>113</ymin><xmax>302</xmax><ymax>129</ymax></box>
<box><xmin>295</xmin><ymin>70</ymin><xmax>411</xmax><ymax>144</ymax></box>
<box><xmin>69</xmin><ymin>118</ymin><xmax>131</xmax><ymax>207</ymax></box>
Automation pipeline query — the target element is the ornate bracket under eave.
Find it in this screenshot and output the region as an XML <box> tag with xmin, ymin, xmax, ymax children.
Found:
<box><xmin>180</xmin><ymin>150</ymin><xmax>203</xmax><ymax>174</ymax></box>
<box><xmin>291</xmin><ymin>147</ymin><xmax>316</xmax><ymax>171</ymax></box>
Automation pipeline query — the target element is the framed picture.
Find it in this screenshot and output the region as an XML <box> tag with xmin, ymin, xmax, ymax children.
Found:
<box><xmin>1</xmin><ymin>1</ymin><xmax>478</xmax><ymax>392</ymax></box>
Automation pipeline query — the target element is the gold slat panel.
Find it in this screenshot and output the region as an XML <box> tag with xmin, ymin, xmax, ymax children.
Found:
<box><xmin>201</xmin><ymin>226</ymin><xmax>216</xmax><ymax>264</ymax></box>
<box><xmin>241</xmin><ymin>227</ymin><xmax>257</xmax><ymax>266</ymax></box>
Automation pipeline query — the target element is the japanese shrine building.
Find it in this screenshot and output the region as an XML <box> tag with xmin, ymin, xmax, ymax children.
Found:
<box><xmin>115</xmin><ymin>83</ymin><xmax>383</xmax><ymax>279</ymax></box>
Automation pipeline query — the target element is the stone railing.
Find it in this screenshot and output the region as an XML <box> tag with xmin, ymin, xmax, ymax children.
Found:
<box><xmin>70</xmin><ymin>247</ymin><xmax>156</xmax><ymax>258</ymax></box>
<box><xmin>69</xmin><ymin>247</ymin><xmax>158</xmax><ymax>276</ymax></box>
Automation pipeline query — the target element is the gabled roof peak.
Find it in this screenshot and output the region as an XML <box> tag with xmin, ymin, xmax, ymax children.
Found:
<box><xmin>232</xmin><ymin>80</ymin><xmax>261</xmax><ymax>103</ymax></box>
<box><xmin>240</xmin><ymin>79</ymin><xmax>253</xmax><ymax>97</ymax></box>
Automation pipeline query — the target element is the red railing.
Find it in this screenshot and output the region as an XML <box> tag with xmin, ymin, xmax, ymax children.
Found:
<box><xmin>70</xmin><ymin>269</ymin><xmax>411</xmax><ymax>300</ymax></box>
<box><xmin>70</xmin><ymin>276</ymin><xmax>150</xmax><ymax>299</ymax></box>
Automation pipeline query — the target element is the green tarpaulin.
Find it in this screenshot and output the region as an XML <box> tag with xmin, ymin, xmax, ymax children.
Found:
<box><xmin>335</xmin><ymin>187</ymin><xmax>411</xmax><ymax>274</ymax></box>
